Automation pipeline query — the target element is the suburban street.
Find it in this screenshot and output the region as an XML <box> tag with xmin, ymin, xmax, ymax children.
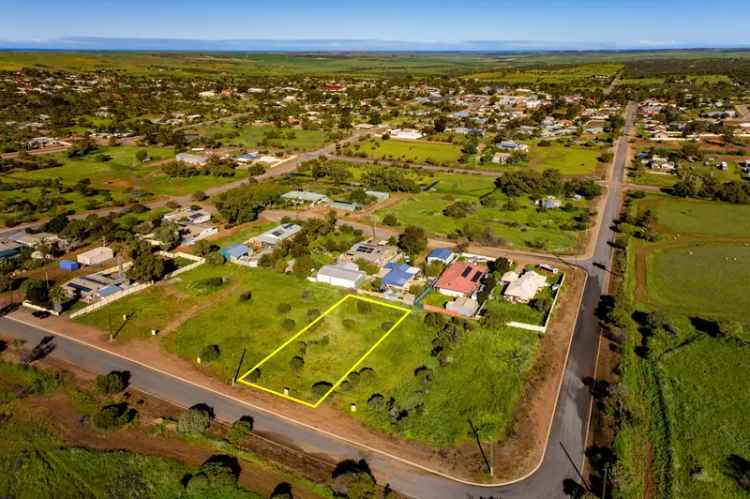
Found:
<box><xmin>0</xmin><ymin>106</ymin><xmax>637</xmax><ymax>498</ymax></box>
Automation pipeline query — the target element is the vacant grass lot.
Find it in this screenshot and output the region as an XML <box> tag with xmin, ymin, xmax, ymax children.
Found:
<box><xmin>191</xmin><ymin>125</ymin><xmax>332</xmax><ymax>152</ymax></box>
<box><xmin>354</xmin><ymin>138</ymin><xmax>464</xmax><ymax>164</ymax></box>
<box><xmin>618</xmin><ymin>192</ymin><xmax>750</xmax><ymax>498</ymax></box>
<box><xmin>80</xmin><ymin>262</ymin><xmax>540</xmax><ymax>447</ymax></box>
<box><xmin>637</xmin><ymin>194</ymin><xmax>750</xmax><ymax>237</ymax></box>
<box><xmin>525</xmin><ymin>142</ymin><xmax>604</xmax><ymax>176</ymax></box>
<box><xmin>244</xmin><ymin>296</ymin><xmax>409</xmax><ymax>405</ymax></box>
<box><xmin>645</xmin><ymin>243</ymin><xmax>750</xmax><ymax>322</ymax></box>
<box><xmin>8</xmin><ymin>145</ymin><xmax>239</xmax><ymax>197</ymax></box>
<box><xmin>657</xmin><ymin>333</ymin><xmax>750</xmax><ymax>499</ymax></box>
<box><xmin>375</xmin><ymin>173</ymin><xmax>589</xmax><ymax>253</ymax></box>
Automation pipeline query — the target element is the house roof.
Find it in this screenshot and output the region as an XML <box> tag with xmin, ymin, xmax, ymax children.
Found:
<box><xmin>504</xmin><ymin>271</ymin><xmax>547</xmax><ymax>302</ymax></box>
<box><xmin>435</xmin><ymin>262</ymin><xmax>487</xmax><ymax>295</ymax></box>
<box><xmin>428</xmin><ymin>248</ymin><xmax>454</xmax><ymax>261</ymax></box>
<box><xmin>317</xmin><ymin>263</ymin><xmax>365</xmax><ymax>283</ymax></box>
<box><xmin>221</xmin><ymin>244</ymin><xmax>250</xmax><ymax>259</ymax></box>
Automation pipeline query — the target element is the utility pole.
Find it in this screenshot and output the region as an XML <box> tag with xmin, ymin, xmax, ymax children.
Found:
<box><xmin>232</xmin><ymin>348</ymin><xmax>247</xmax><ymax>386</ymax></box>
<box><xmin>468</xmin><ymin>419</ymin><xmax>492</xmax><ymax>476</ymax></box>
<box><xmin>559</xmin><ymin>441</ymin><xmax>591</xmax><ymax>492</ymax></box>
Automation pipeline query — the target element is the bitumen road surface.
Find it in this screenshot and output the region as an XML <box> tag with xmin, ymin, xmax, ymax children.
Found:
<box><xmin>0</xmin><ymin>107</ymin><xmax>636</xmax><ymax>498</ymax></box>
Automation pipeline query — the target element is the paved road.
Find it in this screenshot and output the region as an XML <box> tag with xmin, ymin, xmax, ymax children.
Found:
<box><xmin>0</xmin><ymin>107</ymin><xmax>637</xmax><ymax>498</ymax></box>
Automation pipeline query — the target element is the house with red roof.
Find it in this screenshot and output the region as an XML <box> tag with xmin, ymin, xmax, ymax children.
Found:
<box><xmin>434</xmin><ymin>262</ymin><xmax>487</xmax><ymax>299</ymax></box>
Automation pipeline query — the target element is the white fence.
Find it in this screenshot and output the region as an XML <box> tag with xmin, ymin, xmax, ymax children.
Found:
<box><xmin>505</xmin><ymin>274</ymin><xmax>566</xmax><ymax>335</ymax></box>
<box><xmin>69</xmin><ymin>282</ymin><xmax>153</xmax><ymax>319</ymax></box>
<box><xmin>69</xmin><ymin>252</ymin><xmax>205</xmax><ymax>319</ymax></box>
<box><xmin>159</xmin><ymin>251</ymin><xmax>205</xmax><ymax>278</ymax></box>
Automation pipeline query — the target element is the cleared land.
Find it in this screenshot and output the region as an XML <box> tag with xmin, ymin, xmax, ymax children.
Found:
<box><xmin>617</xmin><ymin>193</ymin><xmax>750</xmax><ymax>498</ymax></box>
<box><xmin>645</xmin><ymin>243</ymin><xmax>750</xmax><ymax>321</ymax></box>
<box><xmin>7</xmin><ymin>145</ymin><xmax>240</xmax><ymax>197</ymax></box>
<box><xmin>374</xmin><ymin>172</ymin><xmax>589</xmax><ymax>253</ymax></box>
<box><xmin>241</xmin><ymin>295</ymin><xmax>410</xmax><ymax>407</ymax></box>
<box><xmin>189</xmin><ymin>125</ymin><xmax>333</xmax><ymax>152</ymax></box>
<box><xmin>78</xmin><ymin>262</ymin><xmax>540</xmax><ymax>446</ymax></box>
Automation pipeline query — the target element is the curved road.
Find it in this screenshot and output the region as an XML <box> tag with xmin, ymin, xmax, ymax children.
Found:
<box><xmin>0</xmin><ymin>107</ymin><xmax>635</xmax><ymax>498</ymax></box>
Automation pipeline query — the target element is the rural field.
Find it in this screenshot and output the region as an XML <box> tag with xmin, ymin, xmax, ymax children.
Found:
<box><xmin>373</xmin><ymin>172</ymin><xmax>590</xmax><ymax>253</ymax></box>
<box><xmin>242</xmin><ymin>295</ymin><xmax>409</xmax><ymax>406</ymax></box>
<box><xmin>78</xmin><ymin>261</ymin><xmax>541</xmax><ymax>447</ymax></box>
<box><xmin>7</xmin><ymin>145</ymin><xmax>242</xmax><ymax>197</ymax></box>
<box><xmin>352</xmin><ymin>138</ymin><xmax>464</xmax><ymax>165</ymax></box>
<box><xmin>189</xmin><ymin>124</ymin><xmax>334</xmax><ymax>152</ymax></box>
<box><xmin>615</xmin><ymin>192</ymin><xmax>750</xmax><ymax>499</ymax></box>
<box><xmin>348</xmin><ymin>138</ymin><xmax>605</xmax><ymax>177</ymax></box>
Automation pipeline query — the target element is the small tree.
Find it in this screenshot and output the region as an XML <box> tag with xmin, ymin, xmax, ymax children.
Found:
<box><xmin>199</xmin><ymin>345</ymin><xmax>221</xmax><ymax>363</ymax></box>
<box><xmin>397</xmin><ymin>226</ymin><xmax>427</xmax><ymax>257</ymax></box>
<box><xmin>48</xmin><ymin>285</ymin><xmax>68</xmax><ymax>312</ymax></box>
<box><xmin>177</xmin><ymin>406</ymin><xmax>213</xmax><ymax>435</ymax></box>
<box><xmin>95</xmin><ymin>371</ymin><xmax>129</xmax><ymax>394</ymax></box>
<box><xmin>226</xmin><ymin>416</ymin><xmax>254</xmax><ymax>446</ymax></box>
<box><xmin>290</xmin><ymin>355</ymin><xmax>305</xmax><ymax>372</ymax></box>
<box><xmin>92</xmin><ymin>403</ymin><xmax>136</xmax><ymax>430</ymax></box>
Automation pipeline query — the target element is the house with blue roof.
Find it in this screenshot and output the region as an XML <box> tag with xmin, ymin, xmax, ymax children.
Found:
<box><xmin>381</xmin><ymin>262</ymin><xmax>421</xmax><ymax>290</ymax></box>
<box><xmin>426</xmin><ymin>248</ymin><xmax>456</xmax><ymax>265</ymax></box>
<box><xmin>221</xmin><ymin>244</ymin><xmax>251</xmax><ymax>261</ymax></box>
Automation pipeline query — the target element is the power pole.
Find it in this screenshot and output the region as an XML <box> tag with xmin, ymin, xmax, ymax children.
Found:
<box><xmin>468</xmin><ymin>419</ymin><xmax>492</xmax><ymax>476</ymax></box>
<box><xmin>232</xmin><ymin>348</ymin><xmax>247</xmax><ymax>386</ymax></box>
<box><xmin>559</xmin><ymin>441</ymin><xmax>591</xmax><ymax>492</ymax></box>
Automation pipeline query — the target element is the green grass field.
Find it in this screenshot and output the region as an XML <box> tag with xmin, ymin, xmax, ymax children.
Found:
<box><xmin>645</xmin><ymin>243</ymin><xmax>750</xmax><ymax>321</ymax></box>
<box><xmin>615</xmin><ymin>193</ymin><xmax>750</xmax><ymax>498</ymax></box>
<box><xmin>242</xmin><ymin>295</ymin><xmax>409</xmax><ymax>406</ymax></box>
<box><xmin>469</xmin><ymin>63</ymin><xmax>621</xmax><ymax>85</ymax></box>
<box><xmin>0</xmin><ymin>413</ymin><xmax>260</xmax><ymax>499</ymax></box>
<box><xmin>78</xmin><ymin>262</ymin><xmax>540</xmax><ymax>447</ymax></box>
<box><xmin>0</xmin><ymin>51</ymin><xmax>505</xmax><ymax>76</ymax></box>
<box><xmin>637</xmin><ymin>194</ymin><xmax>750</xmax><ymax>237</ymax></box>
<box><xmin>8</xmin><ymin>145</ymin><xmax>240</xmax><ymax>197</ymax></box>
<box><xmin>353</xmin><ymin>138</ymin><xmax>464</xmax><ymax>165</ymax></box>
<box><xmin>657</xmin><ymin>334</ymin><xmax>750</xmax><ymax>499</ymax></box>
<box><xmin>525</xmin><ymin>142</ymin><xmax>604</xmax><ymax>176</ymax></box>
<box><xmin>191</xmin><ymin>125</ymin><xmax>333</xmax><ymax>152</ymax></box>
<box><xmin>375</xmin><ymin>173</ymin><xmax>588</xmax><ymax>253</ymax></box>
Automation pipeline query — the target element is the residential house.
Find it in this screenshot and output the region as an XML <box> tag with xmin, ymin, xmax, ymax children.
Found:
<box><xmin>426</xmin><ymin>248</ymin><xmax>456</xmax><ymax>265</ymax></box>
<box><xmin>281</xmin><ymin>191</ymin><xmax>330</xmax><ymax>206</ymax></box>
<box><xmin>0</xmin><ymin>240</ymin><xmax>24</xmax><ymax>260</ymax></box>
<box><xmin>434</xmin><ymin>262</ymin><xmax>487</xmax><ymax>298</ymax></box>
<box><xmin>175</xmin><ymin>153</ymin><xmax>209</xmax><ymax>166</ymax></box>
<box><xmin>492</xmin><ymin>152</ymin><xmax>512</xmax><ymax>165</ymax></box>
<box><xmin>389</xmin><ymin>128</ymin><xmax>424</xmax><ymax>140</ymax></box>
<box><xmin>381</xmin><ymin>262</ymin><xmax>421</xmax><ymax>291</ymax></box>
<box><xmin>503</xmin><ymin>270</ymin><xmax>547</xmax><ymax>304</ymax></box>
<box><xmin>77</xmin><ymin>247</ymin><xmax>114</xmax><ymax>266</ymax></box>
<box><xmin>316</xmin><ymin>262</ymin><xmax>366</xmax><ymax>289</ymax></box>
<box><xmin>251</xmin><ymin>223</ymin><xmax>302</xmax><ymax>249</ymax></box>
<box><xmin>345</xmin><ymin>241</ymin><xmax>399</xmax><ymax>267</ymax></box>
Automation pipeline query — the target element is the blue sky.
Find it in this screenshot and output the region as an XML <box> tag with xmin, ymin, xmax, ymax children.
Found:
<box><xmin>2</xmin><ymin>0</ymin><xmax>750</xmax><ymax>49</ymax></box>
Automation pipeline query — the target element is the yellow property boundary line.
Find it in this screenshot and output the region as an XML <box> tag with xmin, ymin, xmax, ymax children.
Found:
<box><xmin>237</xmin><ymin>294</ymin><xmax>411</xmax><ymax>409</ymax></box>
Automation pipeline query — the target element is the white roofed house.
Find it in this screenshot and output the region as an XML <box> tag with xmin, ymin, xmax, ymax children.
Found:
<box><xmin>175</xmin><ymin>152</ymin><xmax>209</xmax><ymax>166</ymax></box>
<box><xmin>389</xmin><ymin>128</ymin><xmax>424</xmax><ymax>140</ymax></box>
<box><xmin>77</xmin><ymin>247</ymin><xmax>114</xmax><ymax>266</ymax></box>
<box><xmin>503</xmin><ymin>270</ymin><xmax>548</xmax><ymax>304</ymax></box>
<box><xmin>316</xmin><ymin>262</ymin><xmax>366</xmax><ymax>289</ymax></box>
<box><xmin>281</xmin><ymin>191</ymin><xmax>330</xmax><ymax>206</ymax></box>
<box><xmin>251</xmin><ymin>223</ymin><xmax>302</xmax><ymax>249</ymax></box>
